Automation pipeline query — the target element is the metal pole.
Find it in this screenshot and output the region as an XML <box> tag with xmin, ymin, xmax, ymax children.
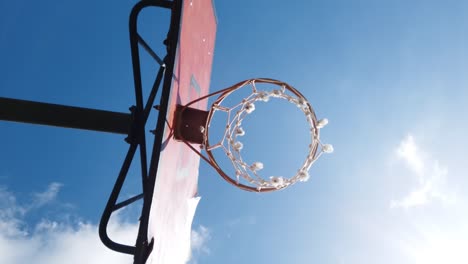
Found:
<box><xmin>0</xmin><ymin>97</ymin><xmax>131</xmax><ymax>135</ymax></box>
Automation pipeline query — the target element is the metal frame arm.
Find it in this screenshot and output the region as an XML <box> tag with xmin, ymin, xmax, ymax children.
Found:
<box><xmin>0</xmin><ymin>97</ymin><xmax>131</xmax><ymax>134</ymax></box>
<box><xmin>98</xmin><ymin>1</ymin><xmax>182</xmax><ymax>263</ymax></box>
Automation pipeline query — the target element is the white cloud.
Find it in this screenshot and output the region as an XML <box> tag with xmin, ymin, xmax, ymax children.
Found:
<box><xmin>0</xmin><ymin>186</ymin><xmax>28</xmax><ymax>237</ymax></box>
<box><xmin>0</xmin><ymin>218</ymin><xmax>138</xmax><ymax>264</ymax></box>
<box><xmin>1</xmin><ymin>185</ymin><xmax>211</xmax><ymax>264</ymax></box>
<box><xmin>31</xmin><ymin>182</ymin><xmax>63</xmax><ymax>208</ymax></box>
<box><xmin>188</xmin><ymin>225</ymin><xmax>211</xmax><ymax>264</ymax></box>
<box><xmin>390</xmin><ymin>134</ymin><xmax>455</xmax><ymax>209</ymax></box>
<box><xmin>0</xmin><ymin>184</ymin><xmax>138</xmax><ymax>264</ymax></box>
<box><xmin>191</xmin><ymin>225</ymin><xmax>211</xmax><ymax>254</ymax></box>
<box><xmin>0</xmin><ymin>182</ymin><xmax>64</xmax><ymax>224</ymax></box>
<box><xmin>395</xmin><ymin>135</ymin><xmax>425</xmax><ymax>178</ymax></box>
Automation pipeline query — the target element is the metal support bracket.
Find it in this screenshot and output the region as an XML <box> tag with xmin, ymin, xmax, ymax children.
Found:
<box><xmin>173</xmin><ymin>105</ymin><xmax>209</xmax><ymax>144</ymax></box>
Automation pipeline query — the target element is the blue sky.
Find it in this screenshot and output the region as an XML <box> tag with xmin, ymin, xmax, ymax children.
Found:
<box><xmin>1</xmin><ymin>0</ymin><xmax>468</xmax><ymax>263</ymax></box>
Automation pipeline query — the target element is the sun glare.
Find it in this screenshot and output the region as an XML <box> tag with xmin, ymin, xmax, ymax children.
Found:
<box><xmin>406</xmin><ymin>232</ymin><xmax>468</xmax><ymax>264</ymax></box>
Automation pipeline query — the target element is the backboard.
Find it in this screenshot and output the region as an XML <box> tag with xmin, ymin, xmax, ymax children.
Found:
<box><xmin>146</xmin><ymin>0</ymin><xmax>217</xmax><ymax>263</ymax></box>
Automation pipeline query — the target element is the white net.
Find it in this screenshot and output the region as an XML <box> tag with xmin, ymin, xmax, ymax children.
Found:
<box><xmin>202</xmin><ymin>79</ymin><xmax>332</xmax><ymax>191</ymax></box>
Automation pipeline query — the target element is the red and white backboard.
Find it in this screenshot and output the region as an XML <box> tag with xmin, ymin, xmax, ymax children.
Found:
<box><xmin>146</xmin><ymin>0</ymin><xmax>216</xmax><ymax>263</ymax></box>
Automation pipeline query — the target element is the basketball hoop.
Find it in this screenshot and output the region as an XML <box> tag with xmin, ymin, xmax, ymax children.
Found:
<box><xmin>174</xmin><ymin>78</ymin><xmax>332</xmax><ymax>192</ymax></box>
